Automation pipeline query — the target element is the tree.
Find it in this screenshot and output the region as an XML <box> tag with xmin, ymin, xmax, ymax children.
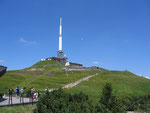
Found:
<box><xmin>96</xmin><ymin>83</ymin><xmax>126</xmax><ymax>113</ymax></box>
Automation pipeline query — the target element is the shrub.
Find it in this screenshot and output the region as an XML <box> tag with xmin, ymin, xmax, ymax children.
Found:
<box><xmin>96</xmin><ymin>83</ymin><xmax>126</xmax><ymax>113</ymax></box>
<box><xmin>125</xmin><ymin>95</ymin><xmax>150</xmax><ymax>112</ymax></box>
<box><xmin>34</xmin><ymin>88</ymin><xmax>94</xmax><ymax>113</ymax></box>
<box><xmin>34</xmin><ymin>83</ymin><xmax>150</xmax><ymax>113</ymax></box>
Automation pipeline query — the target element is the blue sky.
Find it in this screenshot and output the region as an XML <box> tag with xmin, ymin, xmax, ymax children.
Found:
<box><xmin>0</xmin><ymin>0</ymin><xmax>150</xmax><ymax>77</ymax></box>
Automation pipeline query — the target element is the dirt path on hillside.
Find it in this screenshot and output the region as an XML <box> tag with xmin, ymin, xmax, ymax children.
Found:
<box><xmin>62</xmin><ymin>74</ymin><xmax>97</xmax><ymax>89</ymax></box>
<box><xmin>49</xmin><ymin>73</ymin><xmax>98</xmax><ymax>92</ymax></box>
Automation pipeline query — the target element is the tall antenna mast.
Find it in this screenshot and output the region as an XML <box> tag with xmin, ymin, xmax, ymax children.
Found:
<box><xmin>59</xmin><ymin>17</ymin><xmax>62</xmax><ymax>51</ymax></box>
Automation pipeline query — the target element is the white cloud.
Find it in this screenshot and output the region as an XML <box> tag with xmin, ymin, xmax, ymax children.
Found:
<box><xmin>19</xmin><ymin>37</ymin><xmax>38</xmax><ymax>45</ymax></box>
<box><xmin>137</xmin><ymin>74</ymin><xmax>143</xmax><ymax>76</ymax></box>
<box><xmin>137</xmin><ymin>74</ymin><xmax>150</xmax><ymax>79</ymax></box>
<box><xmin>0</xmin><ymin>60</ymin><xmax>4</xmax><ymax>63</ymax></box>
<box><xmin>145</xmin><ymin>76</ymin><xmax>150</xmax><ymax>79</ymax></box>
<box><xmin>92</xmin><ymin>61</ymin><xmax>100</xmax><ymax>65</ymax></box>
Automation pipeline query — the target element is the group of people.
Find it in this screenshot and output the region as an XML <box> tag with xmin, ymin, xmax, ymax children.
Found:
<box><xmin>8</xmin><ymin>87</ymin><xmax>24</xmax><ymax>104</ymax></box>
<box><xmin>7</xmin><ymin>87</ymin><xmax>39</xmax><ymax>104</ymax></box>
<box><xmin>9</xmin><ymin>87</ymin><xmax>24</xmax><ymax>97</ymax></box>
<box><xmin>6</xmin><ymin>87</ymin><xmax>49</xmax><ymax>104</ymax></box>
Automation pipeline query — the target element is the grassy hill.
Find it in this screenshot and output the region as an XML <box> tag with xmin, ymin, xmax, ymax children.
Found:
<box><xmin>1</xmin><ymin>60</ymin><xmax>150</xmax><ymax>112</ymax></box>
<box><xmin>0</xmin><ymin>60</ymin><xmax>96</xmax><ymax>92</ymax></box>
<box><xmin>0</xmin><ymin>60</ymin><xmax>150</xmax><ymax>103</ymax></box>
<box><xmin>65</xmin><ymin>71</ymin><xmax>150</xmax><ymax>103</ymax></box>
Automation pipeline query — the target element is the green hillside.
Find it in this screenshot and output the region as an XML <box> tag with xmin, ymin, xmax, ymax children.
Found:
<box><xmin>0</xmin><ymin>60</ymin><xmax>150</xmax><ymax>103</ymax></box>
<box><xmin>0</xmin><ymin>60</ymin><xmax>96</xmax><ymax>91</ymax></box>
<box><xmin>65</xmin><ymin>71</ymin><xmax>150</xmax><ymax>103</ymax></box>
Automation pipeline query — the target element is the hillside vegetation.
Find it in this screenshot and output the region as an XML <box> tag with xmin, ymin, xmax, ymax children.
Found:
<box><xmin>0</xmin><ymin>60</ymin><xmax>150</xmax><ymax>102</ymax></box>
<box><xmin>0</xmin><ymin>60</ymin><xmax>96</xmax><ymax>92</ymax></box>
<box><xmin>65</xmin><ymin>71</ymin><xmax>150</xmax><ymax>103</ymax></box>
<box><xmin>0</xmin><ymin>105</ymin><xmax>35</xmax><ymax>113</ymax></box>
<box><xmin>1</xmin><ymin>60</ymin><xmax>150</xmax><ymax>112</ymax></box>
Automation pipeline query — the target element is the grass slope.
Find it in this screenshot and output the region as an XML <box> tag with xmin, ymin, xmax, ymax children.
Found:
<box><xmin>0</xmin><ymin>60</ymin><xmax>150</xmax><ymax>100</ymax></box>
<box><xmin>1</xmin><ymin>60</ymin><xmax>150</xmax><ymax>112</ymax></box>
<box><xmin>65</xmin><ymin>71</ymin><xmax>150</xmax><ymax>103</ymax></box>
<box><xmin>0</xmin><ymin>60</ymin><xmax>96</xmax><ymax>92</ymax></box>
<box><xmin>0</xmin><ymin>105</ymin><xmax>35</xmax><ymax>113</ymax></box>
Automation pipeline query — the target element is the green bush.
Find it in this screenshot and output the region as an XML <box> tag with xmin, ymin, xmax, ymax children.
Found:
<box><xmin>34</xmin><ymin>89</ymin><xmax>94</xmax><ymax>113</ymax></box>
<box><xmin>96</xmin><ymin>83</ymin><xmax>126</xmax><ymax>113</ymax></box>
<box><xmin>125</xmin><ymin>95</ymin><xmax>150</xmax><ymax>112</ymax></box>
<box><xmin>34</xmin><ymin>83</ymin><xmax>150</xmax><ymax>113</ymax></box>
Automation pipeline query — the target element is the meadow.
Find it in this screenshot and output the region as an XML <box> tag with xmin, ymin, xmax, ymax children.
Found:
<box><xmin>1</xmin><ymin>60</ymin><xmax>150</xmax><ymax>112</ymax></box>
<box><xmin>65</xmin><ymin>71</ymin><xmax>150</xmax><ymax>103</ymax></box>
<box><xmin>0</xmin><ymin>105</ymin><xmax>36</xmax><ymax>113</ymax></box>
<box><xmin>0</xmin><ymin>60</ymin><xmax>96</xmax><ymax>92</ymax></box>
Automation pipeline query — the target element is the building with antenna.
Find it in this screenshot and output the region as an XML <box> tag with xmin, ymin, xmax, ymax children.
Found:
<box><xmin>42</xmin><ymin>17</ymin><xmax>105</xmax><ymax>71</ymax></box>
<box><xmin>45</xmin><ymin>17</ymin><xmax>67</xmax><ymax>65</ymax></box>
<box><xmin>44</xmin><ymin>17</ymin><xmax>83</xmax><ymax>66</ymax></box>
<box><xmin>43</xmin><ymin>17</ymin><xmax>83</xmax><ymax>67</ymax></box>
<box><xmin>57</xmin><ymin>17</ymin><xmax>64</xmax><ymax>59</ymax></box>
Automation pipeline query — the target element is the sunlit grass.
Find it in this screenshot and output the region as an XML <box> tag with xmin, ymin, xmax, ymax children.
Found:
<box><xmin>0</xmin><ymin>105</ymin><xmax>36</xmax><ymax>113</ymax></box>
<box><xmin>0</xmin><ymin>60</ymin><xmax>96</xmax><ymax>92</ymax></box>
<box><xmin>1</xmin><ymin>60</ymin><xmax>150</xmax><ymax>110</ymax></box>
<box><xmin>65</xmin><ymin>71</ymin><xmax>150</xmax><ymax>104</ymax></box>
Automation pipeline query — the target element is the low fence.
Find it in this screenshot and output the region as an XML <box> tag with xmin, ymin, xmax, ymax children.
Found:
<box><xmin>0</xmin><ymin>91</ymin><xmax>45</xmax><ymax>107</ymax></box>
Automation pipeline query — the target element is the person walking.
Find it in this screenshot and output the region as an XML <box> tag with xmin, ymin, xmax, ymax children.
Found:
<box><xmin>30</xmin><ymin>88</ymin><xmax>33</xmax><ymax>101</ymax></box>
<box><xmin>20</xmin><ymin>88</ymin><xmax>24</xmax><ymax>103</ymax></box>
<box><xmin>31</xmin><ymin>87</ymin><xmax>34</xmax><ymax>100</ymax></box>
<box><xmin>15</xmin><ymin>87</ymin><xmax>18</xmax><ymax>97</ymax></box>
<box><xmin>31</xmin><ymin>87</ymin><xmax>35</xmax><ymax>103</ymax></box>
<box><xmin>20</xmin><ymin>88</ymin><xmax>24</xmax><ymax>96</ymax></box>
<box><xmin>9</xmin><ymin>88</ymin><xmax>13</xmax><ymax>104</ymax></box>
<box><xmin>17</xmin><ymin>87</ymin><xmax>20</xmax><ymax>98</ymax></box>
